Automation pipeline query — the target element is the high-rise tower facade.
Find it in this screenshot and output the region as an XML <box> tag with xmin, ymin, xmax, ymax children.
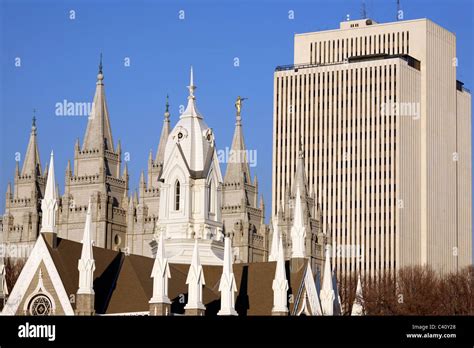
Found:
<box><xmin>272</xmin><ymin>18</ymin><xmax>472</xmax><ymax>277</ymax></box>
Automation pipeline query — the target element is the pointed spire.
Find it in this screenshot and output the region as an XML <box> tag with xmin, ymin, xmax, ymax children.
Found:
<box><xmin>351</xmin><ymin>274</ymin><xmax>364</xmax><ymax>316</ymax></box>
<box><xmin>122</xmin><ymin>162</ymin><xmax>128</xmax><ymax>179</ymax></box>
<box><xmin>116</xmin><ymin>139</ymin><xmax>121</xmax><ymax>155</ymax></box>
<box><xmin>150</xmin><ymin>232</ymin><xmax>171</xmax><ymax>304</ymax></box>
<box><xmin>133</xmin><ymin>190</ymin><xmax>138</xmax><ymax>205</ymax></box>
<box><xmin>21</xmin><ymin>113</ymin><xmax>42</xmax><ymax>177</ymax></box>
<box><xmin>272</xmin><ymin>234</ymin><xmax>289</xmax><ymax>314</ymax></box>
<box><xmin>218</xmin><ymin>235</ymin><xmax>238</xmax><ymax>316</ymax></box>
<box><xmin>320</xmin><ymin>245</ymin><xmax>335</xmax><ymax>315</ymax></box>
<box><xmin>224</xmin><ymin>96</ymin><xmax>251</xmax><ymax>184</ymax></box>
<box><xmin>43</xmin><ymin>161</ymin><xmax>49</xmax><ymax>178</ymax></box>
<box><xmin>187</xmin><ymin>66</ymin><xmax>196</xmax><ymax>99</ymax></box>
<box><xmin>269</xmin><ymin>216</ymin><xmax>280</xmax><ymax>262</ymax></box>
<box><xmin>290</xmin><ymin>147</ymin><xmax>309</xmax><ymax>258</ymax></box>
<box><xmin>181</xmin><ymin>67</ymin><xmax>202</xmax><ymax>119</ymax></box>
<box><xmin>40</xmin><ymin>151</ymin><xmax>58</xmax><ymax>234</ymax></box>
<box><xmin>332</xmin><ymin>271</ymin><xmax>342</xmax><ymax>315</ymax></box>
<box><xmin>291</xmin><ymin>181</ymin><xmax>307</xmax><ymax>258</ymax></box>
<box><xmin>6</xmin><ymin>182</ymin><xmax>11</xmax><ymax>198</ymax></box>
<box><xmin>66</xmin><ymin>160</ymin><xmax>72</xmax><ymax>177</ymax></box>
<box><xmin>139</xmin><ymin>170</ymin><xmax>145</xmax><ymax>188</ymax></box>
<box><xmin>75</xmin><ymin>138</ymin><xmax>80</xmax><ymax>153</ymax></box>
<box><xmin>82</xmin><ymin>55</ymin><xmax>114</xmax><ymax>152</ymax></box>
<box><xmin>293</xmin><ymin>145</ymin><xmax>308</xmax><ymax>196</ymax></box>
<box><xmin>155</xmin><ymin>95</ymin><xmax>171</xmax><ymax>164</ymax></box>
<box><xmin>184</xmin><ymin>239</ymin><xmax>206</xmax><ymax>312</ymax></box>
<box><xmin>77</xmin><ymin>199</ymin><xmax>95</xmax><ymax>295</ymax></box>
<box><xmin>0</xmin><ymin>257</ymin><xmax>8</xmax><ymax>299</ymax></box>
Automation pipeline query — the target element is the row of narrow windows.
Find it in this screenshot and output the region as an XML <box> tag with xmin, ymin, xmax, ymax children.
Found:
<box><xmin>309</xmin><ymin>31</ymin><xmax>410</xmax><ymax>64</ymax></box>
<box><xmin>273</xmin><ymin>64</ymin><xmax>397</xmax><ymax>213</ymax></box>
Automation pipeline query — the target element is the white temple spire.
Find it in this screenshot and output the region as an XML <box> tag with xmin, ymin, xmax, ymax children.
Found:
<box><xmin>77</xmin><ymin>199</ymin><xmax>95</xmax><ymax>295</ymax></box>
<box><xmin>217</xmin><ymin>235</ymin><xmax>238</xmax><ymax>316</ymax></box>
<box><xmin>291</xmin><ymin>185</ymin><xmax>306</xmax><ymax>258</ymax></box>
<box><xmin>351</xmin><ymin>274</ymin><xmax>364</xmax><ymax>316</ymax></box>
<box><xmin>40</xmin><ymin>151</ymin><xmax>58</xmax><ymax>234</ymax></box>
<box><xmin>269</xmin><ymin>216</ymin><xmax>280</xmax><ymax>262</ymax></box>
<box><xmin>290</xmin><ymin>150</ymin><xmax>307</xmax><ymax>258</ymax></box>
<box><xmin>150</xmin><ymin>232</ymin><xmax>171</xmax><ymax>305</ymax></box>
<box><xmin>272</xmin><ymin>234</ymin><xmax>289</xmax><ymax>314</ymax></box>
<box><xmin>184</xmin><ymin>239</ymin><xmax>206</xmax><ymax>313</ymax></box>
<box><xmin>320</xmin><ymin>245</ymin><xmax>335</xmax><ymax>315</ymax></box>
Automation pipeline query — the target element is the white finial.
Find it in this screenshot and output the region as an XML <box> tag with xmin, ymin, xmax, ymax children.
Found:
<box><xmin>218</xmin><ymin>236</ymin><xmax>238</xmax><ymax>316</ymax></box>
<box><xmin>291</xmin><ymin>184</ymin><xmax>307</xmax><ymax>258</ymax></box>
<box><xmin>150</xmin><ymin>232</ymin><xmax>171</xmax><ymax>304</ymax></box>
<box><xmin>269</xmin><ymin>216</ymin><xmax>280</xmax><ymax>261</ymax></box>
<box><xmin>184</xmin><ymin>239</ymin><xmax>206</xmax><ymax>311</ymax></box>
<box><xmin>320</xmin><ymin>245</ymin><xmax>335</xmax><ymax>315</ymax></box>
<box><xmin>272</xmin><ymin>234</ymin><xmax>289</xmax><ymax>314</ymax></box>
<box><xmin>40</xmin><ymin>150</ymin><xmax>58</xmax><ymax>234</ymax></box>
<box><xmin>78</xmin><ymin>198</ymin><xmax>96</xmax><ymax>295</ymax></box>
<box><xmin>187</xmin><ymin>66</ymin><xmax>196</xmax><ymax>100</ymax></box>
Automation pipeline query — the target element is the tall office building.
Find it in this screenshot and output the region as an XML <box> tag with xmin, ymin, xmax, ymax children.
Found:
<box><xmin>272</xmin><ymin>18</ymin><xmax>472</xmax><ymax>277</ymax></box>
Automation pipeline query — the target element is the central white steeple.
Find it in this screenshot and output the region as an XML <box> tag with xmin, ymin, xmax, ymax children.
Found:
<box><xmin>155</xmin><ymin>67</ymin><xmax>224</xmax><ymax>265</ymax></box>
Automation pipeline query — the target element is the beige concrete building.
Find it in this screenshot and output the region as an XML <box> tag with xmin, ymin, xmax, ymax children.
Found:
<box><xmin>272</xmin><ymin>18</ymin><xmax>472</xmax><ymax>277</ymax></box>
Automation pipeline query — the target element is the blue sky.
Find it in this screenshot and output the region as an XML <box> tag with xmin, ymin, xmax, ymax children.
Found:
<box><xmin>0</xmin><ymin>0</ymin><xmax>473</xmax><ymax>232</ymax></box>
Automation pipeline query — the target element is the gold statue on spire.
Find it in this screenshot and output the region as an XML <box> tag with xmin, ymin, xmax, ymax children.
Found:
<box><xmin>235</xmin><ymin>96</ymin><xmax>247</xmax><ymax>116</ymax></box>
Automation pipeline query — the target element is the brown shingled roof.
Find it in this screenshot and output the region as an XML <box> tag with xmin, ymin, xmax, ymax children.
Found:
<box><xmin>45</xmin><ymin>237</ymin><xmax>307</xmax><ymax>315</ymax></box>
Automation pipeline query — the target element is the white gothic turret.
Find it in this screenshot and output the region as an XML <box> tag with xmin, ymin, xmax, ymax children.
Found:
<box><xmin>77</xmin><ymin>200</ymin><xmax>95</xmax><ymax>295</ymax></box>
<box><xmin>269</xmin><ymin>216</ymin><xmax>280</xmax><ymax>262</ymax></box>
<box><xmin>291</xmin><ymin>150</ymin><xmax>307</xmax><ymax>258</ymax></box>
<box><xmin>156</xmin><ymin>67</ymin><xmax>224</xmax><ymax>265</ymax></box>
<box><xmin>40</xmin><ymin>151</ymin><xmax>58</xmax><ymax>234</ymax></box>
<box><xmin>272</xmin><ymin>234</ymin><xmax>289</xmax><ymax>315</ymax></box>
<box><xmin>150</xmin><ymin>232</ymin><xmax>171</xmax><ymax>305</ymax></box>
<box><xmin>184</xmin><ymin>239</ymin><xmax>206</xmax><ymax>315</ymax></box>
<box><xmin>217</xmin><ymin>235</ymin><xmax>238</xmax><ymax>316</ymax></box>
<box><xmin>320</xmin><ymin>245</ymin><xmax>335</xmax><ymax>315</ymax></box>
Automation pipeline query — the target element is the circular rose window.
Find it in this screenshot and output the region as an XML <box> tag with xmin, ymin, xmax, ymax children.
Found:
<box><xmin>29</xmin><ymin>294</ymin><xmax>53</xmax><ymax>316</ymax></box>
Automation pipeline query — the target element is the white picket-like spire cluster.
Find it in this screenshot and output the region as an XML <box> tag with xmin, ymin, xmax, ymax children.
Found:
<box><xmin>40</xmin><ymin>151</ymin><xmax>58</xmax><ymax>234</ymax></box>
<box><xmin>150</xmin><ymin>232</ymin><xmax>171</xmax><ymax>304</ymax></box>
<box><xmin>184</xmin><ymin>239</ymin><xmax>206</xmax><ymax>311</ymax></box>
<box><xmin>272</xmin><ymin>234</ymin><xmax>289</xmax><ymax>313</ymax></box>
<box><xmin>269</xmin><ymin>216</ymin><xmax>280</xmax><ymax>262</ymax></box>
<box><xmin>217</xmin><ymin>235</ymin><xmax>238</xmax><ymax>316</ymax></box>
<box><xmin>77</xmin><ymin>199</ymin><xmax>96</xmax><ymax>295</ymax></box>
<box><xmin>320</xmin><ymin>245</ymin><xmax>335</xmax><ymax>315</ymax></box>
<box><xmin>351</xmin><ymin>274</ymin><xmax>364</xmax><ymax>316</ymax></box>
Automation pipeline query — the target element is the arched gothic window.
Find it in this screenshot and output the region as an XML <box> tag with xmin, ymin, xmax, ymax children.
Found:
<box><xmin>175</xmin><ymin>180</ymin><xmax>181</xmax><ymax>211</ymax></box>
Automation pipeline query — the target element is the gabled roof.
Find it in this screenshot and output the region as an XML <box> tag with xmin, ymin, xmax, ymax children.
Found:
<box><xmin>44</xmin><ymin>237</ymin><xmax>307</xmax><ymax>315</ymax></box>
